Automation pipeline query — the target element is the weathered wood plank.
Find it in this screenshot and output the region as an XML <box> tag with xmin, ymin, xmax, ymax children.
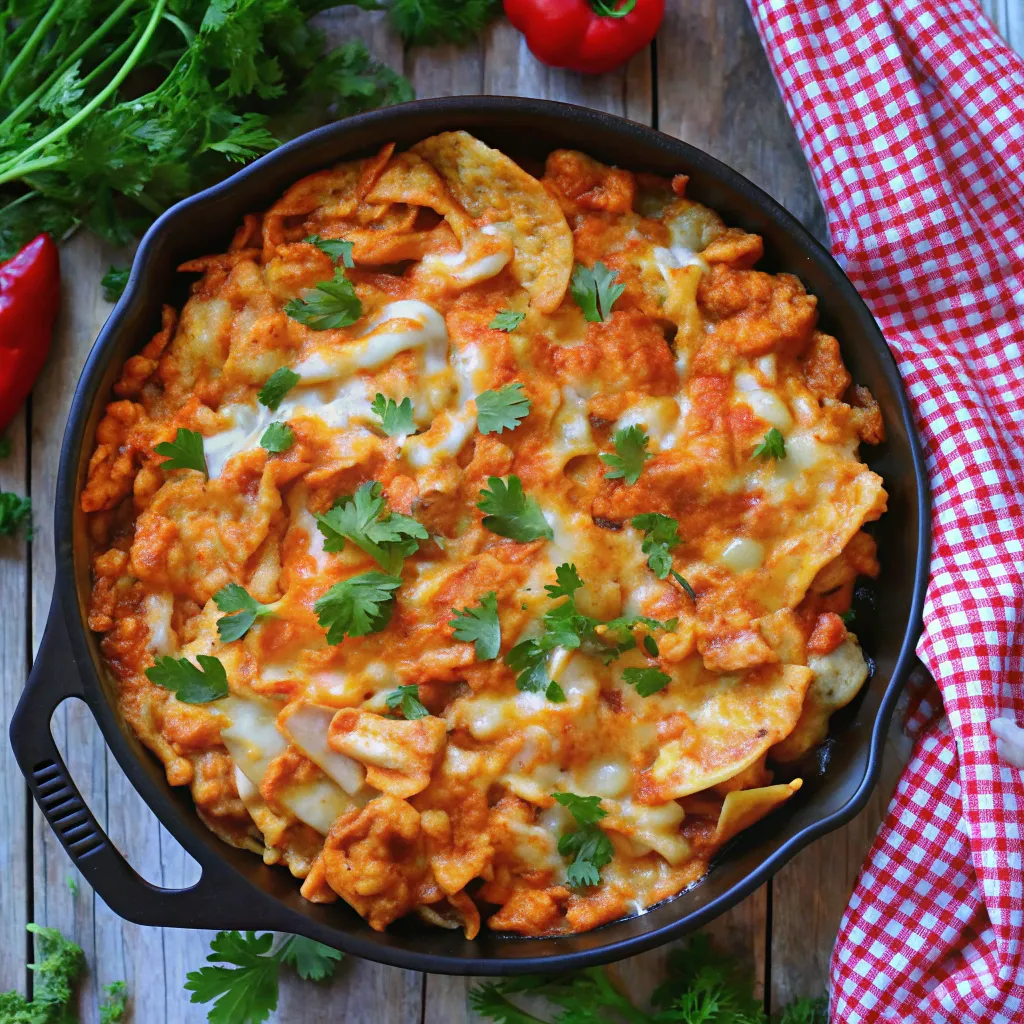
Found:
<box><xmin>980</xmin><ymin>0</ymin><xmax>1024</xmax><ymax>50</ymax></box>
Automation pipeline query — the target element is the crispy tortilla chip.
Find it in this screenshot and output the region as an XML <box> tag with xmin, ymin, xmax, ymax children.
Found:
<box><xmin>714</xmin><ymin>780</ymin><xmax>802</xmax><ymax>846</ymax></box>
<box><xmin>412</xmin><ymin>131</ymin><xmax>573</xmax><ymax>312</ymax></box>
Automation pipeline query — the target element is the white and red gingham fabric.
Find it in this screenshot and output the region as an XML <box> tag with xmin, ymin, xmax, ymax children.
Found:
<box><xmin>744</xmin><ymin>2</ymin><xmax>1024</xmax><ymax>1021</ymax></box>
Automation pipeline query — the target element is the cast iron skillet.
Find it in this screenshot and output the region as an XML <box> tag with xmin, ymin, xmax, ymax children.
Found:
<box><xmin>10</xmin><ymin>97</ymin><xmax>930</xmax><ymax>975</ymax></box>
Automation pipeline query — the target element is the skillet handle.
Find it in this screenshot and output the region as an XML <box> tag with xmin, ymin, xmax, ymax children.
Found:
<box><xmin>9</xmin><ymin>601</ymin><xmax>278</xmax><ymax>930</ymax></box>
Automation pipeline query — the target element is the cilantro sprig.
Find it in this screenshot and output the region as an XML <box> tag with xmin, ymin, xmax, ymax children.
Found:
<box><xmin>285</xmin><ymin>268</ymin><xmax>362</xmax><ymax>330</ymax></box>
<box><xmin>314</xmin><ymin>571</ymin><xmax>402</xmax><ymax>645</ymax></box>
<box><xmin>260</xmin><ymin>422</ymin><xmax>294</xmax><ymax>453</ymax></box>
<box><xmin>371</xmin><ymin>393</ymin><xmax>416</xmax><ymax>437</ymax></box>
<box><xmin>753</xmin><ymin>427</ymin><xmax>786</xmax><ymax>461</ymax></box>
<box><xmin>489</xmin><ymin>309</ymin><xmax>525</xmax><ymax>332</ymax></box>
<box><xmin>0</xmin><ymin>492</ymin><xmax>32</xmax><ymax>539</ymax></box>
<box><xmin>145</xmin><ymin>655</ymin><xmax>229</xmax><ymax>704</ymax></box>
<box><xmin>213</xmin><ymin>583</ymin><xmax>275</xmax><ymax>643</ymax></box>
<box><xmin>552</xmin><ymin>792</ymin><xmax>614</xmax><ymax>887</ymax></box>
<box><xmin>622</xmin><ymin>666</ymin><xmax>672</xmax><ymax>697</ymax></box>
<box><xmin>304</xmin><ymin>234</ymin><xmax>354</xmax><ymax>268</ymax></box>
<box><xmin>476</xmin><ymin>383</ymin><xmax>531</xmax><ymax>435</ymax></box>
<box><xmin>570</xmin><ymin>261</ymin><xmax>625</xmax><ymax>323</ymax></box>
<box><xmin>385</xmin><ymin>684</ymin><xmax>430</xmax><ymax>720</ymax></box>
<box><xmin>315</xmin><ymin>482</ymin><xmax>427</xmax><ymax>574</ymax></box>
<box><xmin>477</xmin><ymin>476</ymin><xmax>552</xmax><ymax>541</ymax></box>
<box><xmin>101</xmin><ymin>265</ymin><xmax>129</xmax><ymax>301</ymax></box>
<box><xmin>154</xmin><ymin>428</ymin><xmax>207</xmax><ymax>475</ymax></box>
<box><xmin>632</xmin><ymin>512</ymin><xmax>682</xmax><ymax>579</ymax></box>
<box><xmin>257</xmin><ymin>368</ymin><xmax>300</xmax><ymax>411</ymax></box>
<box><xmin>600</xmin><ymin>425</ymin><xmax>652</xmax><ymax>485</ymax></box>
<box><xmin>450</xmin><ymin>591</ymin><xmax>501</xmax><ymax>661</ymax></box>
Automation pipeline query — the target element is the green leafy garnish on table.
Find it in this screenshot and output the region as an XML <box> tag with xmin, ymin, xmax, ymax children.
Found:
<box><xmin>478</xmin><ymin>475</ymin><xmax>552</xmax><ymax>541</ymax></box>
<box><xmin>257</xmin><ymin>368</ymin><xmax>300</xmax><ymax>411</ymax></box>
<box><xmin>213</xmin><ymin>583</ymin><xmax>274</xmax><ymax>643</ymax></box>
<box><xmin>489</xmin><ymin>309</ymin><xmax>526</xmax><ymax>332</ymax></box>
<box><xmin>259</xmin><ymin>421</ymin><xmax>294</xmax><ymax>454</ymax></box>
<box><xmin>476</xmin><ymin>382</ymin><xmax>531</xmax><ymax>435</ymax></box>
<box><xmin>388</xmin><ymin>0</ymin><xmax>501</xmax><ymax>45</ymax></box>
<box><xmin>305</xmin><ymin>234</ymin><xmax>354</xmax><ymax>268</ymax></box>
<box><xmin>315</xmin><ymin>481</ymin><xmax>428</xmax><ymax>574</ymax></box>
<box><xmin>450</xmin><ymin>591</ymin><xmax>501</xmax><ymax>660</ymax></box>
<box><xmin>570</xmin><ymin>261</ymin><xmax>625</xmax><ymax>323</ymax></box>
<box><xmin>101</xmin><ymin>265</ymin><xmax>129</xmax><ymax>301</ymax></box>
<box><xmin>285</xmin><ymin>268</ymin><xmax>362</xmax><ymax>330</ymax></box>
<box><xmin>0</xmin><ymin>491</ymin><xmax>32</xmax><ymax>538</ymax></box>
<box><xmin>622</xmin><ymin>665</ymin><xmax>672</xmax><ymax>697</ymax></box>
<box><xmin>0</xmin><ymin>923</ymin><xmax>85</xmax><ymax>1023</ymax></box>
<box><xmin>752</xmin><ymin>426</ymin><xmax>786</xmax><ymax>461</ymax></box>
<box><xmin>385</xmin><ymin>684</ymin><xmax>430</xmax><ymax>720</ymax></box>
<box><xmin>314</xmin><ymin>570</ymin><xmax>403</xmax><ymax>645</ymax></box>
<box><xmin>631</xmin><ymin>512</ymin><xmax>681</xmax><ymax>579</ymax></box>
<box><xmin>154</xmin><ymin>427</ymin><xmax>207</xmax><ymax>475</ymax></box>
<box><xmin>100</xmin><ymin>979</ymin><xmax>128</xmax><ymax>1023</ymax></box>
<box><xmin>146</xmin><ymin>654</ymin><xmax>229</xmax><ymax>703</ymax></box>
<box><xmin>371</xmin><ymin>393</ymin><xmax>416</xmax><ymax>436</ymax></box>
<box><xmin>600</xmin><ymin>424</ymin><xmax>652</xmax><ymax>484</ymax></box>
<box><xmin>552</xmin><ymin>792</ymin><xmax>614</xmax><ymax>887</ymax></box>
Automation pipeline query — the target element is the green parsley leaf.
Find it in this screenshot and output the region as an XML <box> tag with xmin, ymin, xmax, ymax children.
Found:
<box><xmin>450</xmin><ymin>592</ymin><xmax>501</xmax><ymax>661</ymax></box>
<box><xmin>184</xmin><ymin>930</ymin><xmax>279</xmax><ymax>1024</ymax></box>
<box><xmin>489</xmin><ymin>309</ymin><xmax>525</xmax><ymax>332</ymax></box>
<box><xmin>477</xmin><ymin>476</ymin><xmax>552</xmax><ymax>541</ymax></box>
<box><xmin>841</xmin><ymin>608</ymin><xmax>856</xmax><ymax>626</ymax></box>
<box><xmin>671</xmin><ymin>570</ymin><xmax>697</xmax><ymax>601</ymax></box>
<box><xmin>622</xmin><ymin>666</ymin><xmax>672</xmax><ymax>697</ymax></box>
<box><xmin>643</xmin><ymin>634</ymin><xmax>659</xmax><ymax>657</ymax></box>
<box><xmin>304</xmin><ymin>234</ymin><xmax>354</xmax><ymax>268</ymax></box>
<box><xmin>596</xmin><ymin>614</ymin><xmax>677</xmax><ymax>664</ymax></box>
<box><xmin>314</xmin><ymin>571</ymin><xmax>402</xmax><ymax>645</ymax></box>
<box><xmin>631</xmin><ymin>513</ymin><xmax>682</xmax><ymax>579</ymax></box>
<box><xmin>257</xmin><ymin>368</ymin><xmax>300</xmax><ymax>411</ymax></box>
<box><xmin>752</xmin><ymin>426</ymin><xmax>786</xmax><ymax>461</ymax></box>
<box><xmin>600</xmin><ymin>425</ymin><xmax>652</xmax><ymax>485</ymax></box>
<box><xmin>12</xmin><ymin>924</ymin><xmax>85</xmax><ymax>1017</ymax></box>
<box><xmin>371</xmin><ymin>393</ymin><xmax>416</xmax><ymax>437</ymax></box>
<box><xmin>570</xmin><ymin>261</ymin><xmax>625</xmax><ymax>323</ymax></box>
<box><xmin>388</xmin><ymin>0</ymin><xmax>500</xmax><ymax>45</ymax></box>
<box><xmin>276</xmin><ymin>936</ymin><xmax>343</xmax><ymax>983</ymax></box>
<box><xmin>545</xmin><ymin>563</ymin><xmax>585</xmax><ymax>601</ymax></box>
<box><xmin>154</xmin><ymin>428</ymin><xmax>207</xmax><ymax>475</ymax></box>
<box><xmin>285</xmin><ymin>268</ymin><xmax>362</xmax><ymax>330</ymax></box>
<box><xmin>504</xmin><ymin>639</ymin><xmax>566</xmax><ymax>703</ymax></box>
<box><xmin>145</xmin><ymin>655</ymin><xmax>229</xmax><ymax>703</ymax></box>
<box><xmin>260</xmin><ymin>421</ymin><xmax>294</xmax><ymax>454</ymax></box>
<box><xmin>213</xmin><ymin>583</ymin><xmax>274</xmax><ymax>643</ymax></box>
<box><xmin>315</xmin><ymin>482</ymin><xmax>428</xmax><ymax>574</ymax></box>
<box><xmin>552</xmin><ymin>792</ymin><xmax>607</xmax><ymax>826</ymax></box>
<box><xmin>385</xmin><ymin>684</ymin><xmax>430</xmax><ymax>720</ymax></box>
<box><xmin>553</xmin><ymin>793</ymin><xmax>613</xmax><ymax>887</ymax></box>
<box><xmin>476</xmin><ymin>383</ymin><xmax>531</xmax><ymax>435</ymax></box>
<box><xmin>0</xmin><ymin>492</ymin><xmax>32</xmax><ymax>539</ymax></box>
<box><xmin>99</xmin><ymin>979</ymin><xmax>128</xmax><ymax>1023</ymax></box>
<box><xmin>101</xmin><ymin>265</ymin><xmax>129</xmax><ymax>302</ymax></box>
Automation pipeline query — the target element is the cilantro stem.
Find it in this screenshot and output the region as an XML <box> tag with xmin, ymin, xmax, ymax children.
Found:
<box><xmin>0</xmin><ymin>0</ymin><xmax>66</xmax><ymax>103</ymax></box>
<box><xmin>0</xmin><ymin>0</ymin><xmax>167</xmax><ymax>186</ymax></box>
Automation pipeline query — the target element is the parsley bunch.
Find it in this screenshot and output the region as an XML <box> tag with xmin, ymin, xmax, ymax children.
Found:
<box><xmin>0</xmin><ymin>0</ymin><xmax>413</xmax><ymax>262</ymax></box>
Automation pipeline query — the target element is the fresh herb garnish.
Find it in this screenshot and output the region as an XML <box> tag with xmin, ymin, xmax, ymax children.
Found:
<box><xmin>631</xmin><ymin>512</ymin><xmax>682</xmax><ymax>579</ymax></box>
<box><xmin>154</xmin><ymin>428</ymin><xmax>207</xmax><ymax>475</ymax></box>
<box><xmin>0</xmin><ymin>435</ymin><xmax>9</xmax><ymax>458</ymax></box>
<box><xmin>260</xmin><ymin>422</ymin><xmax>294</xmax><ymax>454</ymax></box>
<box><xmin>489</xmin><ymin>309</ymin><xmax>525</xmax><ymax>332</ymax></box>
<box><xmin>387</xmin><ymin>0</ymin><xmax>501</xmax><ymax>45</ymax></box>
<box><xmin>314</xmin><ymin>482</ymin><xmax>427</xmax><ymax>574</ymax></box>
<box><xmin>477</xmin><ymin>475</ymin><xmax>552</xmax><ymax>541</ymax></box>
<box><xmin>0</xmin><ymin>492</ymin><xmax>32</xmax><ymax>538</ymax></box>
<box><xmin>257</xmin><ymin>368</ymin><xmax>300</xmax><ymax>411</ymax></box>
<box><xmin>752</xmin><ymin>427</ymin><xmax>786</xmax><ymax>461</ymax></box>
<box><xmin>450</xmin><ymin>591</ymin><xmax>501</xmax><ymax>661</ymax></box>
<box><xmin>101</xmin><ymin>265</ymin><xmax>129</xmax><ymax>302</ymax></box>
<box><xmin>304</xmin><ymin>234</ymin><xmax>354</xmax><ymax>267</ymax></box>
<box><xmin>213</xmin><ymin>583</ymin><xmax>274</xmax><ymax>643</ymax></box>
<box><xmin>313</xmin><ymin>571</ymin><xmax>402</xmax><ymax>645</ymax></box>
<box><xmin>99</xmin><ymin>979</ymin><xmax>127</xmax><ymax>1023</ymax></box>
<box><xmin>371</xmin><ymin>393</ymin><xmax>416</xmax><ymax>437</ymax></box>
<box><xmin>385</xmin><ymin>684</ymin><xmax>430</xmax><ymax>720</ymax></box>
<box><xmin>0</xmin><ymin>924</ymin><xmax>85</xmax><ymax>1023</ymax></box>
<box><xmin>600</xmin><ymin>425</ymin><xmax>652</xmax><ymax>485</ymax></box>
<box><xmin>145</xmin><ymin>655</ymin><xmax>229</xmax><ymax>704</ymax></box>
<box><xmin>285</xmin><ymin>268</ymin><xmax>362</xmax><ymax>330</ymax></box>
<box><xmin>570</xmin><ymin>261</ymin><xmax>625</xmax><ymax>323</ymax></box>
<box><xmin>671</xmin><ymin>570</ymin><xmax>697</xmax><ymax>601</ymax></box>
<box><xmin>622</xmin><ymin>666</ymin><xmax>672</xmax><ymax>697</ymax></box>
<box><xmin>476</xmin><ymin>382</ymin><xmax>531</xmax><ymax>435</ymax></box>
<box><xmin>552</xmin><ymin>792</ymin><xmax>614</xmax><ymax>887</ymax></box>
<box><xmin>597</xmin><ymin>614</ymin><xmax>677</xmax><ymax>664</ymax></box>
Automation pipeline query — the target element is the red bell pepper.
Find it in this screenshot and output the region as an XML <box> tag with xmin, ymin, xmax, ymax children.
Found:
<box><xmin>504</xmin><ymin>0</ymin><xmax>664</xmax><ymax>75</ymax></box>
<box><xmin>0</xmin><ymin>234</ymin><xmax>60</xmax><ymax>431</ymax></box>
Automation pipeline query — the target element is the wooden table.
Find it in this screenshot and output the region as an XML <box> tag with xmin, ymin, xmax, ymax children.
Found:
<box><xmin>2</xmin><ymin>3</ymin><xmax>1021</xmax><ymax>1020</ymax></box>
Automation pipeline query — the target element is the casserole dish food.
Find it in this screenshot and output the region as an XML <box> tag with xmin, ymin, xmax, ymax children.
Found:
<box><xmin>11</xmin><ymin>97</ymin><xmax>929</xmax><ymax>974</ymax></box>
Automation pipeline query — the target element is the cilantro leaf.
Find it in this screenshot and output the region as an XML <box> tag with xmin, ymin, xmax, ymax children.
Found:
<box><xmin>285</xmin><ymin>268</ymin><xmax>362</xmax><ymax>330</ymax></box>
<box><xmin>450</xmin><ymin>592</ymin><xmax>501</xmax><ymax>661</ymax></box>
<box><xmin>504</xmin><ymin>639</ymin><xmax>566</xmax><ymax>703</ymax></box>
<box><xmin>257</xmin><ymin>368</ymin><xmax>300</xmax><ymax>411</ymax></box>
<box><xmin>24</xmin><ymin>923</ymin><xmax>85</xmax><ymax>1012</ymax></box>
<box><xmin>477</xmin><ymin>476</ymin><xmax>552</xmax><ymax>541</ymax></box>
<box><xmin>260</xmin><ymin>421</ymin><xmax>294</xmax><ymax>454</ymax></box>
<box><xmin>184</xmin><ymin>931</ymin><xmax>279</xmax><ymax>1024</ymax></box>
<box><xmin>622</xmin><ymin>666</ymin><xmax>672</xmax><ymax>697</ymax></box>
<box><xmin>631</xmin><ymin>512</ymin><xmax>681</xmax><ymax>579</ymax></box>
<box><xmin>314</xmin><ymin>482</ymin><xmax>427</xmax><ymax>573</ymax></box>
<box><xmin>314</xmin><ymin>571</ymin><xmax>402</xmax><ymax>645</ymax></box>
<box><xmin>570</xmin><ymin>261</ymin><xmax>625</xmax><ymax>323</ymax></box>
<box><xmin>100</xmin><ymin>979</ymin><xmax>127</xmax><ymax>1023</ymax></box>
<box><xmin>213</xmin><ymin>583</ymin><xmax>274</xmax><ymax>642</ymax></box>
<box><xmin>643</xmin><ymin>634</ymin><xmax>660</xmax><ymax>657</ymax></box>
<box><xmin>276</xmin><ymin>936</ymin><xmax>343</xmax><ymax>982</ymax></box>
<box><xmin>371</xmin><ymin>393</ymin><xmax>416</xmax><ymax>437</ymax></box>
<box><xmin>476</xmin><ymin>383</ymin><xmax>531</xmax><ymax>435</ymax></box>
<box><xmin>385</xmin><ymin>684</ymin><xmax>430</xmax><ymax>720</ymax></box>
<box><xmin>545</xmin><ymin>563</ymin><xmax>585</xmax><ymax>601</ymax></box>
<box><xmin>101</xmin><ymin>265</ymin><xmax>129</xmax><ymax>302</ymax></box>
<box><xmin>752</xmin><ymin>426</ymin><xmax>786</xmax><ymax>461</ymax></box>
<box><xmin>154</xmin><ymin>428</ymin><xmax>207</xmax><ymax>475</ymax></box>
<box><xmin>388</xmin><ymin>0</ymin><xmax>500</xmax><ymax>45</ymax></box>
<box><xmin>145</xmin><ymin>655</ymin><xmax>229</xmax><ymax>703</ymax></box>
<box><xmin>552</xmin><ymin>792</ymin><xmax>607</xmax><ymax>826</ymax></box>
<box><xmin>489</xmin><ymin>309</ymin><xmax>525</xmax><ymax>332</ymax></box>
<box><xmin>304</xmin><ymin>234</ymin><xmax>354</xmax><ymax>268</ymax></box>
<box><xmin>600</xmin><ymin>425</ymin><xmax>652</xmax><ymax>485</ymax></box>
<box><xmin>553</xmin><ymin>793</ymin><xmax>613</xmax><ymax>887</ymax></box>
<box><xmin>0</xmin><ymin>492</ymin><xmax>32</xmax><ymax>539</ymax></box>
<box><xmin>671</xmin><ymin>570</ymin><xmax>697</xmax><ymax>601</ymax></box>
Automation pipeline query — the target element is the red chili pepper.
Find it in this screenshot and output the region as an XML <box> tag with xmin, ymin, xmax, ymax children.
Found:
<box><xmin>504</xmin><ymin>0</ymin><xmax>664</xmax><ymax>75</ymax></box>
<box><xmin>0</xmin><ymin>234</ymin><xmax>60</xmax><ymax>431</ymax></box>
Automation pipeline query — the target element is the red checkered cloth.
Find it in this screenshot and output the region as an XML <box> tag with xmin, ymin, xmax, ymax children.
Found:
<box><xmin>744</xmin><ymin>2</ymin><xmax>1024</xmax><ymax>1021</ymax></box>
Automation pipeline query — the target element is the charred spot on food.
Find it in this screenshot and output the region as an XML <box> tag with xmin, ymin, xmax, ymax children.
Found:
<box><xmin>592</xmin><ymin>515</ymin><xmax>623</xmax><ymax>531</ymax></box>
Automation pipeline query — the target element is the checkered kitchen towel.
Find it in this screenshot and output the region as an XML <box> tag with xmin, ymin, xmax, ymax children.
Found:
<box><xmin>745</xmin><ymin>1</ymin><xmax>1024</xmax><ymax>1021</ymax></box>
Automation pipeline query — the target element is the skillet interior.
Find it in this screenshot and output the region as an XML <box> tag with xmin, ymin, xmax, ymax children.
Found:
<box><xmin>53</xmin><ymin>97</ymin><xmax>928</xmax><ymax>973</ymax></box>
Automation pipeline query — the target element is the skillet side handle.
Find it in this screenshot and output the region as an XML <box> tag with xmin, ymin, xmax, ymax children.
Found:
<box><xmin>9</xmin><ymin>601</ymin><xmax>269</xmax><ymax>930</ymax></box>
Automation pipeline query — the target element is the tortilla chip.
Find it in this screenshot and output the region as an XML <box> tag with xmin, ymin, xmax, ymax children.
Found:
<box><xmin>714</xmin><ymin>780</ymin><xmax>802</xmax><ymax>846</ymax></box>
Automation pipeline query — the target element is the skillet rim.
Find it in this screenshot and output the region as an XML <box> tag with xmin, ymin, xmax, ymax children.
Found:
<box><xmin>50</xmin><ymin>95</ymin><xmax>930</xmax><ymax>974</ymax></box>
